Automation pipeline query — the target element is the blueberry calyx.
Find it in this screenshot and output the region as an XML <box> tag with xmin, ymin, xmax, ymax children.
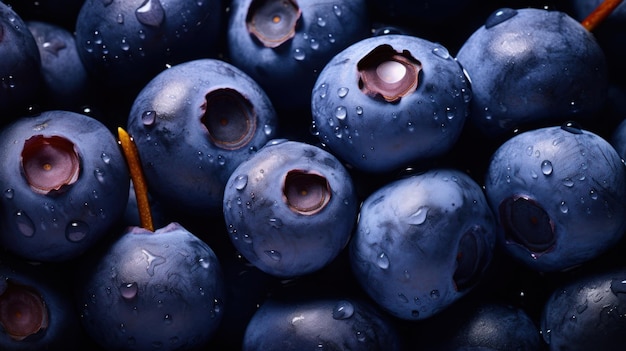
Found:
<box><xmin>0</xmin><ymin>281</ymin><xmax>49</xmax><ymax>341</ymax></box>
<box><xmin>201</xmin><ymin>88</ymin><xmax>257</xmax><ymax>150</ymax></box>
<box><xmin>357</xmin><ymin>44</ymin><xmax>421</xmax><ymax>103</ymax></box>
<box><xmin>246</xmin><ymin>0</ymin><xmax>301</xmax><ymax>48</ymax></box>
<box><xmin>282</xmin><ymin>170</ymin><xmax>331</xmax><ymax>215</ymax></box>
<box><xmin>21</xmin><ymin>135</ymin><xmax>80</xmax><ymax>195</ymax></box>
<box><xmin>499</xmin><ymin>195</ymin><xmax>556</xmax><ymax>254</ymax></box>
<box><xmin>453</xmin><ymin>225</ymin><xmax>490</xmax><ymax>291</ymax></box>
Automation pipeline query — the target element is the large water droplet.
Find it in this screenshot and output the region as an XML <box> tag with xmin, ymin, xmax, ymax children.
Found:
<box><xmin>485</xmin><ymin>8</ymin><xmax>518</xmax><ymax>29</ymax></box>
<box><xmin>66</xmin><ymin>221</ymin><xmax>89</xmax><ymax>242</ymax></box>
<box><xmin>142</xmin><ymin>249</ymin><xmax>166</xmax><ymax>276</ymax></box>
<box><xmin>332</xmin><ymin>300</ymin><xmax>355</xmax><ymax>320</ymax></box>
<box><xmin>376</xmin><ymin>252</ymin><xmax>390</xmax><ymax>269</ymax></box>
<box><xmin>120</xmin><ymin>282</ymin><xmax>138</xmax><ymax>299</ymax></box>
<box><xmin>432</xmin><ymin>46</ymin><xmax>450</xmax><ymax>59</ymax></box>
<box><xmin>541</xmin><ymin>160</ymin><xmax>553</xmax><ymax>176</ymax></box>
<box><xmin>407</xmin><ymin>207</ymin><xmax>428</xmax><ymax>225</ymax></box>
<box><xmin>142</xmin><ymin>110</ymin><xmax>156</xmax><ymax>126</ymax></box>
<box><xmin>293</xmin><ymin>48</ymin><xmax>305</xmax><ymax>61</ymax></box>
<box><xmin>335</xmin><ymin>106</ymin><xmax>347</xmax><ymax>120</ymax></box>
<box><xmin>135</xmin><ymin>0</ymin><xmax>165</xmax><ymax>27</ymax></box>
<box><xmin>337</xmin><ymin>87</ymin><xmax>349</xmax><ymax>98</ymax></box>
<box><xmin>610</xmin><ymin>279</ymin><xmax>626</xmax><ymax>295</ymax></box>
<box><xmin>15</xmin><ymin>210</ymin><xmax>35</xmax><ymax>237</ymax></box>
<box><xmin>233</xmin><ymin>174</ymin><xmax>248</xmax><ymax>190</ymax></box>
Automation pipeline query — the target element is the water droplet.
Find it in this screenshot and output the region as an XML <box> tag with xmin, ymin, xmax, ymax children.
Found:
<box><xmin>541</xmin><ymin>160</ymin><xmax>553</xmax><ymax>175</ymax></box>
<box><xmin>411</xmin><ymin>310</ymin><xmax>420</xmax><ymax>318</ymax></box>
<box><xmin>142</xmin><ymin>110</ymin><xmax>156</xmax><ymax>125</ymax></box>
<box><xmin>610</xmin><ymin>279</ymin><xmax>626</xmax><ymax>295</ymax></box>
<box><xmin>430</xmin><ymin>290</ymin><xmax>440</xmax><ymax>299</ymax></box>
<box><xmin>337</xmin><ymin>87</ymin><xmax>349</xmax><ymax>98</ymax></box>
<box><xmin>293</xmin><ymin>48</ymin><xmax>305</xmax><ymax>61</ymax></box>
<box><xmin>164</xmin><ymin>314</ymin><xmax>172</xmax><ymax>324</ymax></box>
<box><xmin>120</xmin><ymin>282</ymin><xmax>138</xmax><ymax>299</ymax></box>
<box><xmin>559</xmin><ymin>201</ymin><xmax>568</xmax><ymax>214</ymax></box>
<box><xmin>66</xmin><ymin>221</ymin><xmax>89</xmax><ymax>242</ymax></box>
<box><xmin>233</xmin><ymin>174</ymin><xmax>248</xmax><ymax>190</ymax></box>
<box><xmin>198</xmin><ymin>258</ymin><xmax>210</xmax><ymax>269</ymax></box>
<box><xmin>561</xmin><ymin>121</ymin><xmax>583</xmax><ymax>134</ymax></box>
<box><xmin>432</xmin><ymin>46</ymin><xmax>450</xmax><ymax>59</ymax></box>
<box><xmin>4</xmin><ymin>188</ymin><xmax>14</xmax><ymax>199</ymax></box>
<box><xmin>94</xmin><ymin>168</ymin><xmax>106</xmax><ymax>183</ymax></box>
<box><xmin>332</xmin><ymin>4</ymin><xmax>342</xmax><ymax>16</ymax></box>
<box><xmin>398</xmin><ymin>293</ymin><xmax>409</xmax><ymax>303</ymax></box>
<box><xmin>407</xmin><ymin>206</ymin><xmax>428</xmax><ymax>225</ymax></box>
<box><xmin>269</xmin><ymin>217</ymin><xmax>283</xmax><ymax>228</ymax></box>
<box><xmin>355</xmin><ymin>106</ymin><xmax>363</xmax><ymax>115</ymax></box>
<box><xmin>120</xmin><ymin>37</ymin><xmax>130</xmax><ymax>51</ymax></box>
<box><xmin>376</xmin><ymin>252</ymin><xmax>390</xmax><ymax>269</ymax></box>
<box><xmin>101</xmin><ymin>152</ymin><xmax>111</xmax><ymax>164</ymax></box>
<box><xmin>135</xmin><ymin>0</ymin><xmax>165</xmax><ymax>27</ymax></box>
<box><xmin>335</xmin><ymin>106</ymin><xmax>347</xmax><ymax>120</ymax></box>
<box><xmin>117</xmin><ymin>13</ymin><xmax>125</xmax><ymax>24</ymax></box>
<box><xmin>316</xmin><ymin>17</ymin><xmax>326</xmax><ymax>27</ymax></box>
<box><xmin>142</xmin><ymin>249</ymin><xmax>166</xmax><ymax>276</ymax></box>
<box><xmin>15</xmin><ymin>211</ymin><xmax>35</xmax><ymax>237</ymax></box>
<box><xmin>590</xmin><ymin>188</ymin><xmax>598</xmax><ymax>200</ymax></box>
<box><xmin>264</xmin><ymin>250</ymin><xmax>282</xmax><ymax>261</ymax></box>
<box><xmin>485</xmin><ymin>8</ymin><xmax>518</xmax><ymax>29</ymax></box>
<box><xmin>332</xmin><ymin>300</ymin><xmax>354</xmax><ymax>320</ymax></box>
<box><xmin>263</xmin><ymin>124</ymin><xmax>273</xmax><ymax>136</ymax></box>
<box><xmin>562</xmin><ymin>178</ymin><xmax>574</xmax><ymax>187</ymax></box>
<box><xmin>309</xmin><ymin>38</ymin><xmax>319</xmax><ymax>50</ymax></box>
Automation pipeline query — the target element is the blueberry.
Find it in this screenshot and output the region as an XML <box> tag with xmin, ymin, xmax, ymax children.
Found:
<box><xmin>0</xmin><ymin>110</ymin><xmax>130</xmax><ymax>262</ymax></box>
<box><xmin>77</xmin><ymin>222</ymin><xmax>225</xmax><ymax>351</ymax></box>
<box><xmin>311</xmin><ymin>34</ymin><xmax>470</xmax><ymax>173</ymax></box>
<box><xmin>26</xmin><ymin>20</ymin><xmax>93</xmax><ymax>112</ymax></box>
<box><xmin>349</xmin><ymin>168</ymin><xmax>496</xmax><ymax>320</ymax></box>
<box><xmin>226</xmin><ymin>0</ymin><xmax>371</xmax><ymax>110</ymax></box>
<box><xmin>456</xmin><ymin>7</ymin><xmax>608</xmax><ymax>137</ymax></box>
<box><xmin>2</xmin><ymin>0</ymin><xmax>84</xmax><ymax>31</ymax></box>
<box><xmin>0</xmin><ymin>2</ymin><xmax>43</xmax><ymax>122</ymax></box>
<box><xmin>222</xmin><ymin>139</ymin><xmax>358</xmax><ymax>278</ymax></box>
<box><xmin>74</xmin><ymin>0</ymin><xmax>224</xmax><ymax>93</ymax></box>
<box><xmin>484</xmin><ymin>123</ymin><xmax>626</xmax><ymax>272</ymax></box>
<box><xmin>126</xmin><ymin>58</ymin><xmax>279</xmax><ymax>216</ymax></box>
<box><xmin>541</xmin><ymin>266</ymin><xmax>626</xmax><ymax>350</ymax></box>
<box><xmin>0</xmin><ymin>255</ymin><xmax>94</xmax><ymax>350</ymax></box>
<box><xmin>242</xmin><ymin>296</ymin><xmax>403</xmax><ymax>350</ymax></box>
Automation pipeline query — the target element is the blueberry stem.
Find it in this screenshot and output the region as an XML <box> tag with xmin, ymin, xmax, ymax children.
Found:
<box><xmin>118</xmin><ymin>127</ymin><xmax>154</xmax><ymax>231</ymax></box>
<box><xmin>581</xmin><ymin>0</ymin><xmax>624</xmax><ymax>31</ymax></box>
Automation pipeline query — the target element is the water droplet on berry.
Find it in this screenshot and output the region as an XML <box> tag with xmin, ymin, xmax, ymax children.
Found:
<box><xmin>485</xmin><ymin>8</ymin><xmax>518</xmax><ymax>29</ymax></box>
<box><xmin>234</xmin><ymin>174</ymin><xmax>248</xmax><ymax>190</ymax></box>
<box><xmin>135</xmin><ymin>0</ymin><xmax>165</xmax><ymax>27</ymax></box>
<box><xmin>332</xmin><ymin>300</ymin><xmax>354</xmax><ymax>320</ymax></box>
<box><xmin>264</xmin><ymin>250</ymin><xmax>282</xmax><ymax>261</ymax></box>
<box><xmin>376</xmin><ymin>252</ymin><xmax>390</xmax><ymax>269</ymax></box>
<box><xmin>120</xmin><ymin>282</ymin><xmax>138</xmax><ymax>299</ymax></box>
<box><xmin>432</xmin><ymin>46</ymin><xmax>450</xmax><ymax>59</ymax></box>
<box><xmin>610</xmin><ymin>279</ymin><xmax>626</xmax><ymax>295</ymax></box>
<box><xmin>94</xmin><ymin>168</ymin><xmax>106</xmax><ymax>183</ymax></box>
<box><xmin>561</xmin><ymin>121</ymin><xmax>583</xmax><ymax>134</ymax></box>
<box><xmin>4</xmin><ymin>188</ymin><xmax>14</xmax><ymax>199</ymax></box>
<box><xmin>335</xmin><ymin>106</ymin><xmax>347</xmax><ymax>120</ymax></box>
<box><xmin>15</xmin><ymin>210</ymin><xmax>35</xmax><ymax>237</ymax></box>
<box><xmin>293</xmin><ymin>48</ymin><xmax>305</xmax><ymax>61</ymax></box>
<box><xmin>407</xmin><ymin>206</ymin><xmax>428</xmax><ymax>225</ymax></box>
<box><xmin>541</xmin><ymin>160</ymin><xmax>553</xmax><ymax>175</ymax></box>
<box><xmin>142</xmin><ymin>110</ymin><xmax>156</xmax><ymax>126</ymax></box>
<box><xmin>66</xmin><ymin>221</ymin><xmax>89</xmax><ymax>242</ymax></box>
<box><xmin>430</xmin><ymin>290</ymin><xmax>440</xmax><ymax>299</ymax></box>
<box><xmin>562</xmin><ymin>178</ymin><xmax>574</xmax><ymax>187</ymax></box>
<box><xmin>316</xmin><ymin>17</ymin><xmax>326</xmax><ymax>27</ymax></box>
<box><xmin>332</xmin><ymin>4</ymin><xmax>342</xmax><ymax>16</ymax></box>
<box><xmin>337</xmin><ymin>87</ymin><xmax>348</xmax><ymax>98</ymax></box>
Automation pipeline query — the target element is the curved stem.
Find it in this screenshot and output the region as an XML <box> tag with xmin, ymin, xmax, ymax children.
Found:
<box><xmin>581</xmin><ymin>0</ymin><xmax>624</xmax><ymax>31</ymax></box>
<box><xmin>118</xmin><ymin>127</ymin><xmax>154</xmax><ymax>231</ymax></box>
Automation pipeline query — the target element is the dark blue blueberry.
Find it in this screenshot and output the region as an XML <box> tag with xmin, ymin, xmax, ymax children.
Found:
<box><xmin>311</xmin><ymin>34</ymin><xmax>471</xmax><ymax>173</ymax></box>
<box><xmin>77</xmin><ymin>222</ymin><xmax>225</xmax><ymax>351</ymax></box>
<box><xmin>74</xmin><ymin>0</ymin><xmax>224</xmax><ymax>93</ymax></box>
<box><xmin>0</xmin><ymin>110</ymin><xmax>130</xmax><ymax>262</ymax></box>
<box><xmin>0</xmin><ymin>255</ymin><xmax>95</xmax><ymax>350</ymax></box>
<box><xmin>26</xmin><ymin>20</ymin><xmax>94</xmax><ymax>112</ymax></box>
<box><xmin>223</xmin><ymin>139</ymin><xmax>358</xmax><ymax>278</ymax></box>
<box><xmin>456</xmin><ymin>8</ymin><xmax>608</xmax><ymax>138</ymax></box>
<box><xmin>541</xmin><ymin>266</ymin><xmax>626</xmax><ymax>350</ymax></box>
<box><xmin>2</xmin><ymin>0</ymin><xmax>84</xmax><ymax>31</ymax></box>
<box><xmin>349</xmin><ymin>168</ymin><xmax>497</xmax><ymax>320</ymax></box>
<box><xmin>0</xmin><ymin>2</ymin><xmax>44</xmax><ymax>122</ymax></box>
<box><xmin>485</xmin><ymin>124</ymin><xmax>626</xmax><ymax>272</ymax></box>
<box><xmin>242</xmin><ymin>296</ymin><xmax>403</xmax><ymax>350</ymax></box>
<box><xmin>226</xmin><ymin>0</ymin><xmax>371</xmax><ymax>110</ymax></box>
<box><xmin>126</xmin><ymin>58</ymin><xmax>278</xmax><ymax>216</ymax></box>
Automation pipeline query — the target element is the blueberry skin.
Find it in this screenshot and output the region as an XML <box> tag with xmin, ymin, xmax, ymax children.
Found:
<box><xmin>222</xmin><ymin>139</ymin><xmax>358</xmax><ymax>278</ymax></box>
<box><xmin>227</xmin><ymin>0</ymin><xmax>371</xmax><ymax>110</ymax></box>
<box><xmin>311</xmin><ymin>34</ymin><xmax>470</xmax><ymax>173</ymax></box>
<box><xmin>0</xmin><ymin>256</ymin><xmax>94</xmax><ymax>350</ymax></box>
<box><xmin>456</xmin><ymin>8</ymin><xmax>608</xmax><ymax>138</ymax></box>
<box><xmin>77</xmin><ymin>222</ymin><xmax>225</xmax><ymax>351</ymax></box>
<box><xmin>485</xmin><ymin>124</ymin><xmax>626</xmax><ymax>272</ymax></box>
<box><xmin>242</xmin><ymin>297</ymin><xmax>403</xmax><ymax>351</ymax></box>
<box><xmin>0</xmin><ymin>2</ymin><xmax>43</xmax><ymax>122</ymax></box>
<box><xmin>127</xmin><ymin>58</ymin><xmax>278</xmax><ymax>216</ymax></box>
<box><xmin>74</xmin><ymin>0</ymin><xmax>224</xmax><ymax>92</ymax></box>
<box><xmin>0</xmin><ymin>110</ymin><xmax>130</xmax><ymax>262</ymax></box>
<box><xmin>540</xmin><ymin>266</ymin><xmax>626</xmax><ymax>350</ymax></box>
<box><xmin>349</xmin><ymin>169</ymin><xmax>497</xmax><ymax>320</ymax></box>
<box><xmin>26</xmin><ymin>20</ymin><xmax>93</xmax><ymax>111</ymax></box>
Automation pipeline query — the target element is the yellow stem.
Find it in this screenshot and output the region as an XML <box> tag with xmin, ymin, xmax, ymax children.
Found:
<box><xmin>118</xmin><ymin>127</ymin><xmax>154</xmax><ymax>231</ymax></box>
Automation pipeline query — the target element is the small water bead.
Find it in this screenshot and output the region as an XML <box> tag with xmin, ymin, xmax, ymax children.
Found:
<box><xmin>264</xmin><ymin>250</ymin><xmax>282</xmax><ymax>261</ymax></box>
<box><xmin>233</xmin><ymin>174</ymin><xmax>248</xmax><ymax>190</ymax></box>
<box><xmin>559</xmin><ymin>201</ymin><xmax>568</xmax><ymax>214</ymax></box>
<box><xmin>541</xmin><ymin>160</ymin><xmax>553</xmax><ymax>176</ymax></box>
<box><xmin>318</xmin><ymin>83</ymin><xmax>328</xmax><ymax>98</ymax></box>
<box><xmin>332</xmin><ymin>4</ymin><xmax>342</xmax><ymax>16</ymax></box>
<box><xmin>309</xmin><ymin>38</ymin><xmax>319</xmax><ymax>50</ymax></box>
<box><xmin>430</xmin><ymin>290</ymin><xmax>440</xmax><ymax>299</ymax></box>
<box><xmin>562</xmin><ymin>178</ymin><xmax>574</xmax><ymax>187</ymax></box>
<box><xmin>117</xmin><ymin>13</ymin><xmax>125</xmax><ymax>24</ymax></box>
<box><xmin>120</xmin><ymin>37</ymin><xmax>130</xmax><ymax>51</ymax></box>
<box><xmin>15</xmin><ymin>211</ymin><xmax>35</xmax><ymax>237</ymax></box>
<box><xmin>485</xmin><ymin>8</ymin><xmax>518</xmax><ymax>29</ymax></box>
<box><xmin>590</xmin><ymin>189</ymin><xmax>598</xmax><ymax>200</ymax></box>
<box><xmin>561</xmin><ymin>121</ymin><xmax>583</xmax><ymax>134</ymax></box>
<box><xmin>335</xmin><ymin>106</ymin><xmax>347</xmax><ymax>120</ymax></box>
<box><xmin>327</xmin><ymin>33</ymin><xmax>335</xmax><ymax>43</ymax></box>
<box><xmin>337</xmin><ymin>87</ymin><xmax>349</xmax><ymax>98</ymax></box>
<box><xmin>94</xmin><ymin>168</ymin><xmax>106</xmax><ymax>183</ymax></box>
<box><xmin>3</xmin><ymin>188</ymin><xmax>14</xmax><ymax>199</ymax></box>
<box><xmin>135</xmin><ymin>0</ymin><xmax>165</xmax><ymax>27</ymax></box>
<box><xmin>432</xmin><ymin>46</ymin><xmax>450</xmax><ymax>59</ymax></box>
<box><xmin>66</xmin><ymin>221</ymin><xmax>89</xmax><ymax>242</ymax></box>
<box><xmin>263</xmin><ymin>124</ymin><xmax>273</xmax><ymax>136</ymax></box>
<box><xmin>355</xmin><ymin>106</ymin><xmax>363</xmax><ymax>115</ymax></box>
<box><xmin>293</xmin><ymin>48</ymin><xmax>306</xmax><ymax>61</ymax></box>
<box><xmin>120</xmin><ymin>282</ymin><xmax>139</xmax><ymax>299</ymax></box>
<box><xmin>332</xmin><ymin>300</ymin><xmax>355</xmax><ymax>320</ymax></box>
<box><xmin>376</xmin><ymin>252</ymin><xmax>390</xmax><ymax>269</ymax></box>
<box><xmin>101</xmin><ymin>152</ymin><xmax>111</xmax><ymax>164</ymax></box>
<box><xmin>198</xmin><ymin>258</ymin><xmax>210</xmax><ymax>269</ymax></box>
